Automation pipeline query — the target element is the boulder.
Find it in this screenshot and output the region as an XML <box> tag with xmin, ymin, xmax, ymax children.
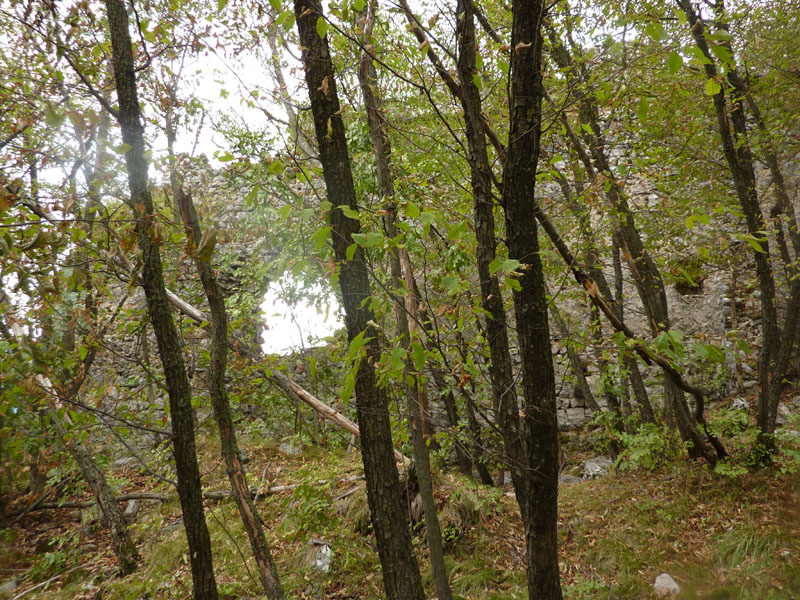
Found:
<box><xmin>123</xmin><ymin>499</ymin><xmax>141</xmax><ymax>522</ymax></box>
<box><xmin>558</xmin><ymin>474</ymin><xmax>582</xmax><ymax>486</ymax></box>
<box><xmin>112</xmin><ymin>457</ymin><xmax>136</xmax><ymax>470</ymax></box>
<box><xmin>731</xmin><ymin>397</ymin><xmax>749</xmax><ymax>411</ymax></box>
<box><xmin>305</xmin><ymin>537</ymin><xmax>332</xmax><ymax>573</ymax></box>
<box><xmin>582</xmin><ymin>456</ymin><xmax>613</xmax><ymax>479</ymax></box>
<box><xmin>0</xmin><ymin>579</ymin><xmax>20</xmax><ymax>597</ymax></box>
<box><xmin>653</xmin><ymin>573</ymin><xmax>680</xmax><ymax>597</ymax></box>
<box><xmin>161</xmin><ymin>519</ymin><xmax>184</xmax><ymax>537</ymax></box>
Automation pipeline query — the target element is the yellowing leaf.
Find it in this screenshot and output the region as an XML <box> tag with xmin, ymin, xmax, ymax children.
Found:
<box><xmin>704</xmin><ymin>78</ymin><xmax>721</xmax><ymax>96</ymax></box>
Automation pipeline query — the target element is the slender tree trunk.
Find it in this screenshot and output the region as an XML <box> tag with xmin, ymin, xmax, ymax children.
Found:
<box><xmin>103</xmin><ymin>1</ymin><xmax>219</xmax><ymax>597</ymax></box>
<box><xmin>612</xmin><ymin>231</ymin><xmax>655</xmax><ymax>424</ymax></box>
<box><xmin>550</xmin><ymin>304</ymin><xmax>599</xmax><ymax>413</ymax></box>
<box><xmin>453</xmin><ymin>0</ymin><xmax>519</xmax><ymax>503</ymax></box>
<box><xmin>677</xmin><ymin>0</ymin><xmax>800</xmax><ymax>449</ymax></box>
<box><xmin>176</xmin><ymin>188</ymin><xmax>285</xmax><ymax>600</ymax></box>
<box><xmin>50</xmin><ymin>409</ymin><xmax>140</xmax><ymax>575</ymax></box>
<box><xmin>503</xmin><ymin>1</ymin><xmax>563</xmax><ymax>597</ymax></box>
<box><xmin>294</xmin><ymin>2</ymin><xmax>424</xmax><ymax>597</ymax></box>
<box><xmin>356</xmin><ymin>11</ymin><xmax>452</xmax><ymax>597</ymax></box>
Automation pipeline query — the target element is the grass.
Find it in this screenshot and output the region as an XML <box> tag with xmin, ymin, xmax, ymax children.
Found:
<box><xmin>3</xmin><ymin>423</ymin><xmax>799</xmax><ymax>600</ymax></box>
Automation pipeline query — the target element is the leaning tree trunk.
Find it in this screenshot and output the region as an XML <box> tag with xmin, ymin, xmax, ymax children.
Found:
<box><xmin>677</xmin><ymin>0</ymin><xmax>800</xmax><ymax>452</ymax></box>
<box><xmin>294</xmin><ymin>1</ymin><xmax>424</xmax><ymax>598</ymax></box>
<box><xmin>502</xmin><ymin>0</ymin><xmax>563</xmax><ymax>597</ymax></box>
<box><xmin>547</xmin><ymin>27</ymin><xmax>717</xmax><ymax>463</ymax></box>
<box><xmin>176</xmin><ymin>188</ymin><xmax>285</xmax><ymax>600</ymax></box>
<box><xmin>50</xmin><ymin>409</ymin><xmax>140</xmax><ymax>575</ymax></box>
<box><xmin>102</xmin><ymin>1</ymin><xmax>219</xmax><ymax>597</ymax></box>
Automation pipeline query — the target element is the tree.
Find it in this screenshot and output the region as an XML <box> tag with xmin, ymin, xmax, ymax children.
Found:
<box><xmin>102</xmin><ymin>0</ymin><xmax>219</xmax><ymax>596</ymax></box>
<box><xmin>676</xmin><ymin>0</ymin><xmax>800</xmax><ymax>455</ymax></box>
<box><xmin>293</xmin><ymin>1</ymin><xmax>425</xmax><ymax>597</ymax></box>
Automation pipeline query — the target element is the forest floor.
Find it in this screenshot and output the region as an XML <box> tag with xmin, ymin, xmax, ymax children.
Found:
<box><xmin>2</xmin><ymin>425</ymin><xmax>799</xmax><ymax>600</ymax></box>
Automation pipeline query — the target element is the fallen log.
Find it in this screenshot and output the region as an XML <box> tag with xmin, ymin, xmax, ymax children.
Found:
<box><xmin>161</xmin><ymin>285</ymin><xmax>411</xmax><ymax>466</ymax></box>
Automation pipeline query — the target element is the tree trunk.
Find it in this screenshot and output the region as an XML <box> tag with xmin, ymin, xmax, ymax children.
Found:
<box><xmin>502</xmin><ymin>1</ymin><xmax>563</xmax><ymax>597</ymax></box>
<box><xmin>357</xmin><ymin>11</ymin><xmax>452</xmax><ymax>596</ymax></box>
<box><xmin>453</xmin><ymin>0</ymin><xmax>519</xmax><ymax>503</ymax></box>
<box><xmin>175</xmin><ymin>187</ymin><xmax>285</xmax><ymax>600</ymax></box>
<box><xmin>102</xmin><ymin>1</ymin><xmax>219</xmax><ymax>597</ymax></box>
<box><xmin>50</xmin><ymin>408</ymin><xmax>139</xmax><ymax>575</ymax></box>
<box><xmin>294</xmin><ymin>2</ymin><xmax>424</xmax><ymax>597</ymax></box>
<box><xmin>677</xmin><ymin>0</ymin><xmax>800</xmax><ymax>450</ymax></box>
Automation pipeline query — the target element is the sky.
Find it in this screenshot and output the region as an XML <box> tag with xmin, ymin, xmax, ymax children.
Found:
<box><xmin>168</xmin><ymin>30</ymin><xmax>345</xmax><ymax>355</ymax></box>
<box><xmin>260</xmin><ymin>276</ymin><xmax>342</xmax><ymax>355</ymax></box>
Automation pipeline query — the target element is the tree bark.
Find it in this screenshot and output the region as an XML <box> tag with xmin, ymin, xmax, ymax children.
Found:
<box><xmin>357</xmin><ymin>9</ymin><xmax>452</xmax><ymax>596</ymax></box>
<box><xmin>49</xmin><ymin>409</ymin><xmax>140</xmax><ymax>575</ymax></box>
<box><xmin>502</xmin><ymin>0</ymin><xmax>563</xmax><ymax>596</ymax></box>
<box><xmin>294</xmin><ymin>2</ymin><xmax>424</xmax><ymax>597</ymax></box>
<box><xmin>677</xmin><ymin>0</ymin><xmax>800</xmax><ymax>448</ymax></box>
<box><xmin>102</xmin><ymin>1</ymin><xmax>219</xmax><ymax>597</ymax></box>
<box><xmin>175</xmin><ymin>188</ymin><xmax>285</xmax><ymax>600</ymax></box>
<box><xmin>453</xmin><ymin>0</ymin><xmax>519</xmax><ymax>506</ymax></box>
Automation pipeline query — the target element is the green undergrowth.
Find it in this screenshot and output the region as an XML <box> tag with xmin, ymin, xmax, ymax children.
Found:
<box><xmin>5</xmin><ymin>431</ymin><xmax>799</xmax><ymax>600</ymax></box>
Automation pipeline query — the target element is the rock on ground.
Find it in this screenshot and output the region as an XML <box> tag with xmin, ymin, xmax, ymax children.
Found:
<box><xmin>654</xmin><ymin>573</ymin><xmax>680</xmax><ymax>597</ymax></box>
<box><xmin>582</xmin><ymin>456</ymin><xmax>613</xmax><ymax>479</ymax></box>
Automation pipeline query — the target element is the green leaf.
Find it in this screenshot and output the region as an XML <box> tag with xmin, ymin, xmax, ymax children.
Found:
<box><xmin>353</xmin><ymin>0</ymin><xmax>365</xmax><ymax>11</ymax></box>
<box><xmin>351</xmin><ymin>232</ymin><xmax>383</xmax><ymax>247</ymax></box>
<box><xmin>636</xmin><ymin>97</ymin><xmax>649</xmax><ymax>123</ymax></box>
<box><xmin>666</xmin><ymin>51</ymin><xmax>683</xmax><ymax>74</ymax></box>
<box><xmin>490</xmin><ymin>257</ymin><xmax>521</xmax><ymax>275</ymax></box>
<box><xmin>112</xmin><ymin>142</ymin><xmax>132</xmax><ymax>155</ymax></box>
<box><xmin>311</xmin><ymin>225</ymin><xmax>331</xmax><ymax>250</ymax></box>
<box><xmin>710</xmin><ymin>44</ymin><xmax>734</xmax><ymax>67</ymax></box>
<box><xmin>403</xmin><ymin>201</ymin><xmax>420</xmax><ymax>219</ymax></box>
<box><xmin>420</xmin><ymin>211</ymin><xmax>434</xmax><ymax>236</ymax></box>
<box><xmin>441</xmin><ymin>275</ymin><xmax>459</xmax><ymax>293</ymax></box>
<box><xmin>316</xmin><ymin>16</ymin><xmax>328</xmax><ymax>39</ymax></box>
<box><xmin>268</xmin><ymin>159</ymin><xmax>285</xmax><ymax>174</ymax></box>
<box><xmin>644</xmin><ymin>22</ymin><xmax>667</xmax><ymax>41</ymax></box>
<box><xmin>686</xmin><ymin>213</ymin><xmax>710</xmax><ymax>229</ymax></box>
<box><xmin>411</xmin><ymin>341</ymin><xmax>426</xmax><ymax>371</ymax></box>
<box><xmin>44</xmin><ymin>104</ymin><xmax>64</xmax><ymax>129</ymax></box>
<box><xmin>340</xmin><ymin>371</ymin><xmax>356</xmax><ymax>404</ymax></box>
<box><xmin>505</xmin><ymin>276</ymin><xmax>521</xmax><ymax>292</ymax></box>
<box><xmin>306</xmin><ymin>356</ymin><xmax>317</xmax><ymax>379</ymax></box>
<box><xmin>447</xmin><ymin>221</ymin><xmax>468</xmax><ymax>241</ymax></box>
<box><xmin>346</xmin><ymin>242</ymin><xmax>357</xmax><ymax>260</ymax></box>
<box><xmin>389</xmin><ymin>347</ymin><xmax>406</xmax><ymax>373</ymax></box>
<box><xmin>472</xmin><ymin>73</ymin><xmax>483</xmax><ymax>91</ymax></box>
<box><xmin>269</xmin><ymin>0</ymin><xmax>281</xmax><ymax>10</ymax></box>
<box><xmin>345</xmin><ymin>330</ymin><xmax>370</xmax><ymax>363</ymax></box>
<box><xmin>217</xmin><ymin>0</ymin><xmax>227</xmax><ymax>11</ymax></box>
<box><xmin>339</xmin><ymin>205</ymin><xmax>360</xmax><ymax>219</ymax></box>
<box><xmin>704</xmin><ymin>78</ymin><xmax>721</xmax><ymax>96</ymax></box>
